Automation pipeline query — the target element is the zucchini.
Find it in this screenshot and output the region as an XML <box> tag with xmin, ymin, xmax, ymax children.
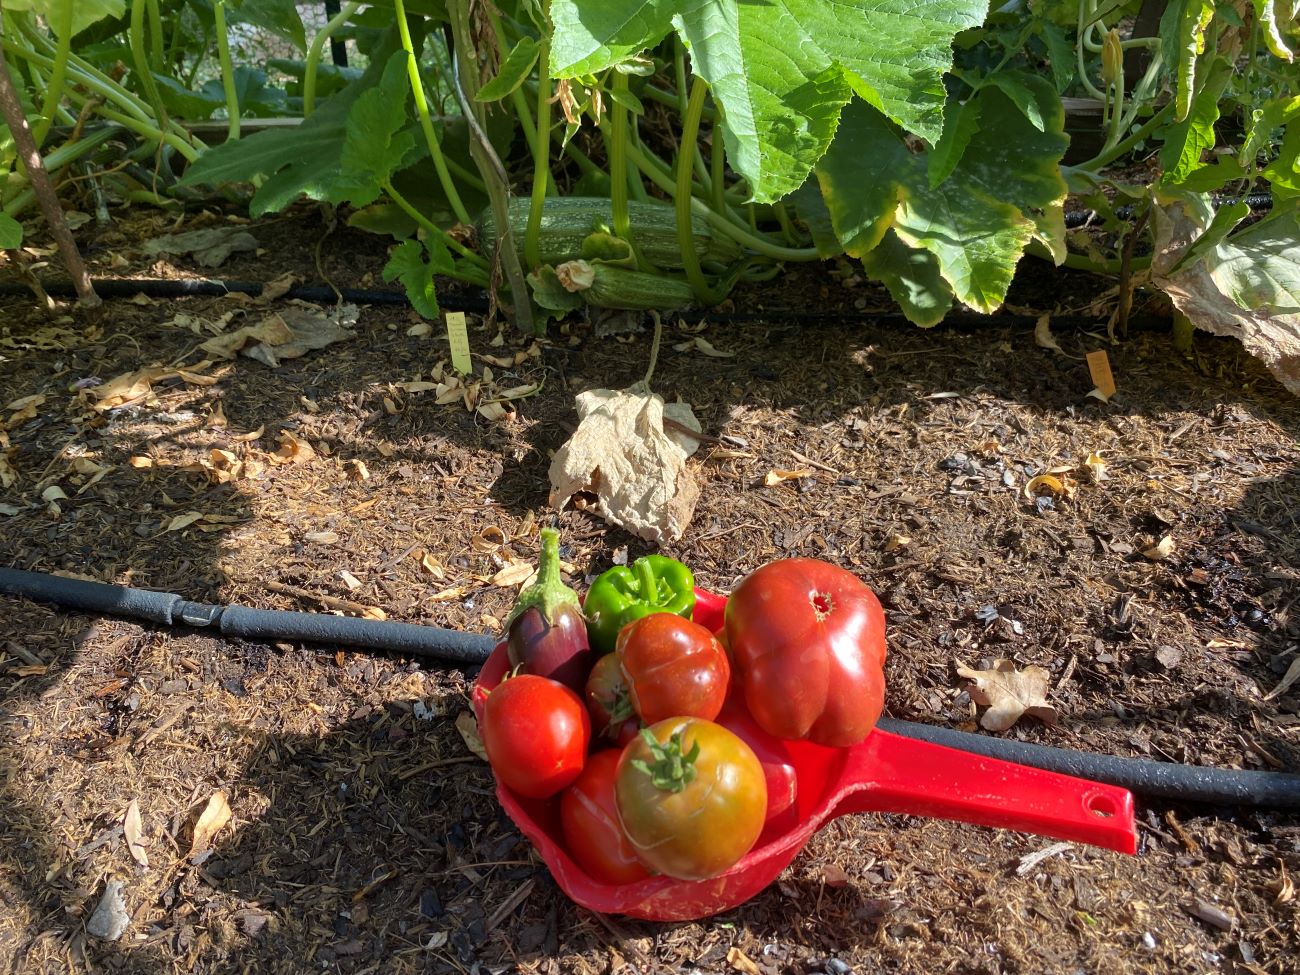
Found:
<box><xmin>478</xmin><ymin>197</ymin><xmax>742</xmax><ymax>269</ymax></box>
<box><xmin>575</xmin><ymin>262</ymin><xmax>696</xmax><ymax>311</ymax></box>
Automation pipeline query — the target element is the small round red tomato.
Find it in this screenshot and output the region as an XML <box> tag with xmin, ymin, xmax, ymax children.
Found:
<box><xmin>617</xmin><ymin>614</ymin><xmax>730</xmax><ymax>725</ymax></box>
<box><xmin>585</xmin><ymin>653</ymin><xmax>640</xmax><ymax>746</ymax></box>
<box><xmin>480</xmin><ymin>674</ymin><xmax>590</xmax><ymax>799</ymax></box>
<box><xmin>615</xmin><ymin>717</ymin><xmax>767</xmax><ymax>881</ymax></box>
<box><xmin>725</xmin><ymin>558</ymin><xmax>886</xmax><ymax>747</ymax></box>
<box><xmin>560</xmin><ymin>750</ymin><xmax>651</xmax><ymax>885</ymax></box>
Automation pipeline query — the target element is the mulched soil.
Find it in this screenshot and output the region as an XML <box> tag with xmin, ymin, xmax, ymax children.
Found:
<box><xmin>1</xmin><ymin>206</ymin><xmax>1298</xmax><ymax>975</ymax></box>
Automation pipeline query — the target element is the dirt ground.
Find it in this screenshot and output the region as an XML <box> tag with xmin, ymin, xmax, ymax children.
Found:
<box><xmin>2</xmin><ymin>207</ymin><xmax>1299</xmax><ymax>975</ymax></box>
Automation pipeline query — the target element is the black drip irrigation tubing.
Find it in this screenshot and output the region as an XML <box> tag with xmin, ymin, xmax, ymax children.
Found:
<box><xmin>3</xmin><ymin>565</ymin><xmax>1299</xmax><ymax>810</ymax></box>
<box><xmin>0</xmin><ymin>276</ymin><xmax>1172</xmax><ymax>331</ymax></box>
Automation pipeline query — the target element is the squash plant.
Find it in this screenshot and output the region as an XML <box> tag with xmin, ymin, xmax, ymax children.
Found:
<box><xmin>0</xmin><ymin>1</ymin><xmax>1297</xmax><ymax>383</ymax></box>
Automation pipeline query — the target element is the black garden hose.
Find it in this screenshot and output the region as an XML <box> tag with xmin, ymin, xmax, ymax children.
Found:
<box><xmin>0</xmin><ymin>275</ymin><xmax>1175</xmax><ymax>331</ymax></box>
<box><xmin>3</xmin><ymin>565</ymin><xmax>1299</xmax><ymax>809</ymax></box>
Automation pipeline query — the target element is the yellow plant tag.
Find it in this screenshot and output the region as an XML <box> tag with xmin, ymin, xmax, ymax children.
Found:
<box><xmin>446</xmin><ymin>311</ymin><xmax>472</xmax><ymax>375</ymax></box>
<box><xmin>1086</xmin><ymin>350</ymin><xmax>1116</xmax><ymax>399</ymax></box>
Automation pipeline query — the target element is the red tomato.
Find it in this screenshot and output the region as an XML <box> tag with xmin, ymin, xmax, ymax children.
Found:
<box><xmin>616</xmin><ymin>717</ymin><xmax>767</xmax><ymax>880</ymax></box>
<box><xmin>617</xmin><ymin>614</ymin><xmax>730</xmax><ymax>724</ymax></box>
<box><xmin>480</xmin><ymin>674</ymin><xmax>590</xmax><ymax>799</ymax></box>
<box><xmin>560</xmin><ymin>750</ymin><xmax>651</xmax><ymax>885</ymax></box>
<box><xmin>585</xmin><ymin>653</ymin><xmax>640</xmax><ymax>747</ymax></box>
<box><xmin>725</xmin><ymin>558</ymin><xmax>886</xmax><ymax>747</ymax></box>
<box><xmin>714</xmin><ymin>695</ymin><xmax>798</xmax><ymax>826</ymax></box>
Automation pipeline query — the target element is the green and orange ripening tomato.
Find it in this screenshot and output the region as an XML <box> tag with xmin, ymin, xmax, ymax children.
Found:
<box><xmin>615</xmin><ymin>717</ymin><xmax>767</xmax><ymax>881</ymax></box>
<box><xmin>725</xmin><ymin>558</ymin><xmax>886</xmax><ymax>747</ymax></box>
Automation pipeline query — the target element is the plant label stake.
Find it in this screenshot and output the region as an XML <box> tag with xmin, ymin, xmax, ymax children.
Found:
<box><xmin>446</xmin><ymin>310</ymin><xmax>472</xmax><ymax>375</ymax></box>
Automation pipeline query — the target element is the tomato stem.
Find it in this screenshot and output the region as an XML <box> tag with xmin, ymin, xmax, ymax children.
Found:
<box><xmin>630</xmin><ymin>728</ymin><xmax>699</xmax><ymax>793</ymax></box>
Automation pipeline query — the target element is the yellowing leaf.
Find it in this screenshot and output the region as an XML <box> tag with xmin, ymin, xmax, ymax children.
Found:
<box><xmin>764</xmin><ymin>468</ymin><xmax>813</xmax><ymax>486</ymax></box>
<box><xmin>956</xmin><ymin>659</ymin><xmax>1058</xmax><ymax>731</ymax></box>
<box><xmin>188</xmin><ymin>791</ymin><xmax>232</xmax><ymax>862</ymax></box>
<box><xmin>123</xmin><ymin>799</ymin><xmax>149</xmax><ymax>868</ymax></box>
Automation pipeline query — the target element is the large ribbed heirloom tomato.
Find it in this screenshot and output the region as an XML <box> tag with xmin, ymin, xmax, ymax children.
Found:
<box><xmin>724</xmin><ymin>558</ymin><xmax>886</xmax><ymax>747</ymax></box>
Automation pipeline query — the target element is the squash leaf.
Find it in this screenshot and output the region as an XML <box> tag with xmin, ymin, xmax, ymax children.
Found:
<box><xmin>549</xmin><ymin>0</ymin><xmax>988</xmax><ymax>203</ymax></box>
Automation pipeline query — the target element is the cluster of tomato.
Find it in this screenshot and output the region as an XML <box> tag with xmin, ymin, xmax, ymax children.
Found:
<box><xmin>475</xmin><ymin>554</ymin><xmax>888</xmax><ymax>885</ymax></box>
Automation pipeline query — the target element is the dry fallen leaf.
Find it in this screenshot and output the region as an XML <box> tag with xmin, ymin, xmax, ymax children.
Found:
<box><xmin>165</xmin><ymin>511</ymin><xmax>205</xmax><ymax>533</ymax></box>
<box><xmin>490</xmin><ymin>561</ymin><xmax>535</xmax><ymax>588</ymax></box>
<box><xmin>270</xmin><ymin>430</ymin><xmax>316</xmax><ymax>465</ymax></box>
<box><xmin>418</xmin><ymin>551</ymin><xmax>445</xmax><ymax>578</ymax></box>
<box><xmin>764</xmin><ymin>468</ymin><xmax>813</xmax><ymax>487</ymax></box>
<box><xmin>548</xmin><ymin>387</ymin><xmax>701</xmax><ymax>544</ymax></box>
<box><xmin>726</xmin><ymin>947</ymin><xmax>761</xmax><ymax>975</ymax></box>
<box><xmin>305</xmin><ymin>530</ymin><xmax>339</xmax><ymax>544</ymax></box>
<box><xmin>123</xmin><ymin>799</ymin><xmax>149</xmax><ymax>868</ymax></box>
<box><xmin>1142</xmin><ymin>535</ymin><xmax>1176</xmax><ymax>560</ymax></box>
<box><xmin>1034</xmin><ymin>314</ymin><xmax>1065</xmax><ymax>354</ymax></box>
<box><xmin>345</xmin><ymin>459</ymin><xmax>370</xmax><ymax>481</ymax></box>
<box><xmin>956</xmin><ymin>659</ymin><xmax>1059</xmax><ymax>732</ymax></box>
<box><xmin>883</xmin><ymin>534</ymin><xmax>911</xmax><ymax>553</ymax></box>
<box><xmin>1265</xmin><ymin>657</ymin><xmax>1300</xmax><ymax>702</ymax></box>
<box><xmin>188</xmin><ymin>791</ymin><xmax>232</xmax><ymax>862</ymax></box>
<box><xmin>456</xmin><ymin>711</ymin><xmax>488</xmax><ymax>762</ymax></box>
<box><xmin>1084</xmin><ymin>452</ymin><xmax>1109</xmax><ymax>481</ymax></box>
<box><xmin>674</xmin><ymin>336</ymin><xmax>735</xmax><ymax>358</ymax></box>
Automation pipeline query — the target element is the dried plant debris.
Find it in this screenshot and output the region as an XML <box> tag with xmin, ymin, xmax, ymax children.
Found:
<box><xmin>549</xmin><ymin>387</ymin><xmax>702</xmax><ymax>543</ymax></box>
<box><xmin>956</xmin><ymin>659</ymin><xmax>1059</xmax><ymax>731</ymax></box>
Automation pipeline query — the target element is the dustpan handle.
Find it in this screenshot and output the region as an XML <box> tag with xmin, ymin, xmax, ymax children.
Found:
<box><xmin>832</xmin><ymin>730</ymin><xmax>1137</xmax><ymax>854</ymax></box>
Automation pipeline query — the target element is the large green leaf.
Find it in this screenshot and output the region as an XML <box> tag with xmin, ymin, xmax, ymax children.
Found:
<box><xmin>859</xmin><ymin>230</ymin><xmax>952</xmax><ymax>326</ymax></box>
<box><xmin>1158</xmin><ymin>58</ymin><xmax>1229</xmax><ymax>187</ymax></box>
<box><xmin>383</xmin><ymin>238</ymin><xmax>452</xmax><ymax>318</ymax></box>
<box><xmin>817</xmin><ymin>74</ymin><xmax>1068</xmax><ymax>318</ymax></box>
<box><xmin>4</xmin><ymin>0</ymin><xmax>124</xmax><ymax>36</ymax></box>
<box><xmin>550</xmin><ymin>0</ymin><xmax>988</xmax><ymax>203</ymax></box>
<box><xmin>229</xmin><ymin>0</ymin><xmax>306</xmax><ymax>52</ymax></box>
<box><xmin>327</xmin><ymin>52</ymin><xmax>416</xmax><ymax>207</ymax></box>
<box><xmin>178</xmin><ymin>27</ymin><xmax>407</xmax><ymax>214</ymax></box>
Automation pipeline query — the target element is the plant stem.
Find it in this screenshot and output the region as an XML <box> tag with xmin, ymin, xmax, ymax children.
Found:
<box><xmin>147</xmin><ymin>0</ymin><xmax>164</xmax><ymax>68</ymax></box>
<box><xmin>31</xmin><ymin>0</ymin><xmax>72</xmax><ymax>147</ymax></box>
<box><xmin>484</xmin><ymin>6</ymin><xmax>538</xmax><ymax>154</ymax></box>
<box><xmin>610</xmin><ymin>70</ymin><xmax>632</xmax><ymax>245</ymax></box>
<box><xmin>393</xmin><ymin>0</ymin><xmax>471</xmax><ymax>225</ymax></box>
<box><xmin>0</xmin><ymin>40</ymin><xmax>98</xmax><ymax>306</ymax></box>
<box><xmin>676</xmin><ymin>78</ymin><xmax>721</xmax><ymax>303</ymax></box>
<box><xmin>213</xmin><ymin>0</ymin><xmax>240</xmax><ymax>140</ymax></box>
<box><xmin>304</xmin><ymin>0</ymin><xmax>362</xmax><ymax>117</ymax></box>
<box><xmin>525</xmin><ymin>0</ymin><xmax>552</xmax><ymax>269</ymax></box>
<box><xmin>384</xmin><ymin>180</ymin><xmax>490</xmax><ymax>278</ymax></box>
<box><xmin>446</xmin><ymin>2</ymin><xmax>534</xmax><ymax>332</ymax></box>
<box><xmin>130</xmin><ymin>0</ymin><xmax>173</xmax><ymax>146</ymax></box>
<box><xmin>1</xmin><ymin>127</ymin><xmax>120</xmax><ymax>217</ymax></box>
<box><xmin>1068</xmin><ymin>101</ymin><xmax>1172</xmax><ymax>173</ymax></box>
<box><xmin>710</xmin><ymin>111</ymin><xmax>726</xmax><ymax>214</ymax></box>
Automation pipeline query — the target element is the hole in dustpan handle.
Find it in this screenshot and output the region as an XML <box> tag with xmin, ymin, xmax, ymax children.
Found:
<box><xmin>830</xmin><ymin>730</ymin><xmax>1138</xmax><ymax>854</ymax></box>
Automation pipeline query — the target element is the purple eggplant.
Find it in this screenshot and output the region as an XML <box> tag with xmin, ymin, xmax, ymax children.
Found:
<box><xmin>504</xmin><ymin>528</ymin><xmax>594</xmax><ymax>692</ymax></box>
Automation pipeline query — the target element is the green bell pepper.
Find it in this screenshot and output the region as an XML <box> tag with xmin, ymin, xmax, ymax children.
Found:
<box><xmin>584</xmin><ymin>554</ymin><xmax>696</xmax><ymax>653</ymax></box>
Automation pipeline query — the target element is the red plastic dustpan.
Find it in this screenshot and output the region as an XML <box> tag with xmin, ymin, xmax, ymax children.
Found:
<box><xmin>471</xmin><ymin>590</ymin><xmax>1137</xmax><ymax>921</ymax></box>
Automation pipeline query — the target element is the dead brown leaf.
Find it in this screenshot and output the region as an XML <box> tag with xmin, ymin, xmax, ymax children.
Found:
<box><xmin>455</xmin><ymin>712</ymin><xmax>488</xmax><ymax>762</ymax></box>
<box><xmin>726</xmin><ymin>948</ymin><xmax>761</xmax><ymax>975</ymax></box>
<box><xmin>764</xmin><ymin>468</ymin><xmax>813</xmax><ymax>487</ymax></box>
<box><xmin>548</xmin><ymin>387</ymin><xmax>701</xmax><ymax>544</ymax></box>
<box><xmin>1142</xmin><ymin>535</ymin><xmax>1176</xmax><ymax>560</ymax></box>
<box><xmin>956</xmin><ymin>659</ymin><xmax>1058</xmax><ymax>732</ymax></box>
<box><xmin>123</xmin><ymin>799</ymin><xmax>149</xmax><ymax>868</ymax></box>
<box><xmin>188</xmin><ymin>791</ymin><xmax>232</xmax><ymax>862</ymax></box>
<box><xmin>269</xmin><ymin>430</ymin><xmax>316</xmax><ymax>465</ymax></box>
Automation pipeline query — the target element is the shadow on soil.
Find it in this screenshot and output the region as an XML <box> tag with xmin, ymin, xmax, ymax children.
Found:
<box><xmin>2</xmin><ymin>268</ymin><xmax>1298</xmax><ymax>970</ymax></box>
